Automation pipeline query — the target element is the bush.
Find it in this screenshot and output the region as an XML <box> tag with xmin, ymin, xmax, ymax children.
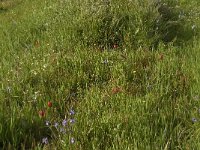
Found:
<box><xmin>149</xmin><ymin>0</ymin><xmax>198</xmax><ymax>48</ymax></box>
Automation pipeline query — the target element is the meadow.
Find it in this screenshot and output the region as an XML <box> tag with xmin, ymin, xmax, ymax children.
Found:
<box><xmin>0</xmin><ymin>0</ymin><xmax>200</xmax><ymax>149</ymax></box>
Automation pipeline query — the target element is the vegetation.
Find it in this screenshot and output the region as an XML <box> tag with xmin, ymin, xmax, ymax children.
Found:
<box><xmin>0</xmin><ymin>0</ymin><xmax>200</xmax><ymax>149</ymax></box>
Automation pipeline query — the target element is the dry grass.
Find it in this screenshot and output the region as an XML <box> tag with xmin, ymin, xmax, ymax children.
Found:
<box><xmin>0</xmin><ymin>0</ymin><xmax>21</xmax><ymax>11</ymax></box>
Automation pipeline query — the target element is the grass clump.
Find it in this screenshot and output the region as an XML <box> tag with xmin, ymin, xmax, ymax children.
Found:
<box><xmin>53</xmin><ymin>0</ymin><xmax>197</xmax><ymax>50</ymax></box>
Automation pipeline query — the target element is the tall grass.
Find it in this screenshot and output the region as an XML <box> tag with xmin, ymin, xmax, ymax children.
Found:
<box><xmin>0</xmin><ymin>0</ymin><xmax>200</xmax><ymax>149</ymax></box>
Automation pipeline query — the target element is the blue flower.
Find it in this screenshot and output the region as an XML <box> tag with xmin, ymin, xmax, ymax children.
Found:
<box><xmin>60</xmin><ymin>127</ymin><xmax>66</xmax><ymax>134</ymax></box>
<box><xmin>69</xmin><ymin>119</ymin><xmax>75</xmax><ymax>124</ymax></box>
<box><xmin>62</xmin><ymin>119</ymin><xmax>67</xmax><ymax>126</ymax></box>
<box><xmin>54</xmin><ymin>122</ymin><xmax>59</xmax><ymax>128</ymax></box>
<box><xmin>42</xmin><ymin>137</ymin><xmax>48</xmax><ymax>144</ymax></box>
<box><xmin>70</xmin><ymin>109</ymin><xmax>75</xmax><ymax>115</ymax></box>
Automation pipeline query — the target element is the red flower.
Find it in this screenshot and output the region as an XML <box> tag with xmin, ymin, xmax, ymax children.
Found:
<box><xmin>39</xmin><ymin>110</ymin><xmax>45</xmax><ymax>117</ymax></box>
<box><xmin>47</xmin><ymin>101</ymin><xmax>52</xmax><ymax>107</ymax></box>
<box><xmin>112</xmin><ymin>87</ymin><xmax>122</xmax><ymax>94</ymax></box>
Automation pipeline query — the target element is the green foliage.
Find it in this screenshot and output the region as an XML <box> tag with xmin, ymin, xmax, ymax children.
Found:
<box><xmin>148</xmin><ymin>0</ymin><xmax>198</xmax><ymax>48</ymax></box>
<box><xmin>49</xmin><ymin>0</ymin><xmax>198</xmax><ymax>50</ymax></box>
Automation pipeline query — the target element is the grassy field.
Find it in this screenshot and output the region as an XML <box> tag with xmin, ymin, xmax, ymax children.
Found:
<box><xmin>0</xmin><ymin>0</ymin><xmax>200</xmax><ymax>149</ymax></box>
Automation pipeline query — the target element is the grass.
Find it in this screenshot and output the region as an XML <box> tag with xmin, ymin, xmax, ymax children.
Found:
<box><xmin>0</xmin><ymin>0</ymin><xmax>200</xmax><ymax>149</ymax></box>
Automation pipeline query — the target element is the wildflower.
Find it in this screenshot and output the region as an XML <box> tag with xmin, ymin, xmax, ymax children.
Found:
<box><xmin>42</xmin><ymin>137</ymin><xmax>48</xmax><ymax>144</ymax></box>
<box><xmin>192</xmin><ymin>118</ymin><xmax>197</xmax><ymax>123</ymax></box>
<box><xmin>69</xmin><ymin>119</ymin><xmax>75</xmax><ymax>124</ymax></box>
<box><xmin>45</xmin><ymin>120</ymin><xmax>50</xmax><ymax>126</ymax></box>
<box><xmin>54</xmin><ymin>122</ymin><xmax>59</xmax><ymax>129</ymax></box>
<box><xmin>60</xmin><ymin>127</ymin><xmax>66</xmax><ymax>134</ymax></box>
<box><xmin>111</xmin><ymin>87</ymin><xmax>122</xmax><ymax>94</ymax></box>
<box><xmin>70</xmin><ymin>109</ymin><xmax>75</xmax><ymax>115</ymax></box>
<box><xmin>39</xmin><ymin>110</ymin><xmax>45</xmax><ymax>117</ymax></box>
<box><xmin>70</xmin><ymin>137</ymin><xmax>75</xmax><ymax>144</ymax></box>
<box><xmin>62</xmin><ymin>119</ymin><xmax>67</xmax><ymax>126</ymax></box>
<box><xmin>47</xmin><ymin>101</ymin><xmax>52</xmax><ymax>107</ymax></box>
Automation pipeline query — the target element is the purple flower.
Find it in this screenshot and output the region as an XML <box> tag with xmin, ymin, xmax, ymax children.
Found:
<box><xmin>69</xmin><ymin>119</ymin><xmax>75</xmax><ymax>124</ymax></box>
<box><xmin>62</xmin><ymin>119</ymin><xmax>67</xmax><ymax>126</ymax></box>
<box><xmin>42</xmin><ymin>137</ymin><xmax>48</xmax><ymax>144</ymax></box>
<box><xmin>60</xmin><ymin>127</ymin><xmax>66</xmax><ymax>134</ymax></box>
<box><xmin>192</xmin><ymin>118</ymin><xmax>197</xmax><ymax>123</ymax></box>
<box><xmin>70</xmin><ymin>109</ymin><xmax>75</xmax><ymax>115</ymax></box>
<box><xmin>70</xmin><ymin>137</ymin><xmax>75</xmax><ymax>144</ymax></box>
<box><xmin>54</xmin><ymin>122</ymin><xmax>59</xmax><ymax>128</ymax></box>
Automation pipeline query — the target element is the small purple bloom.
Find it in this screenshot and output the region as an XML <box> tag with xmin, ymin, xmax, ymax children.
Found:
<box><xmin>70</xmin><ymin>137</ymin><xmax>75</xmax><ymax>144</ymax></box>
<box><xmin>69</xmin><ymin>119</ymin><xmax>75</xmax><ymax>124</ymax></box>
<box><xmin>42</xmin><ymin>137</ymin><xmax>48</xmax><ymax>144</ymax></box>
<box><xmin>70</xmin><ymin>109</ymin><xmax>75</xmax><ymax>115</ymax></box>
<box><xmin>192</xmin><ymin>118</ymin><xmax>197</xmax><ymax>123</ymax></box>
<box><xmin>60</xmin><ymin>127</ymin><xmax>66</xmax><ymax>134</ymax></box>
<box><xmin>54</xmin><ymin>122</ymin><xmax>59</xmax><ymax>128</ymax></box>
<box><xmin>62</xmin><ymin>119</ymin><xmax>67</xmax><ymax>126</ymax></box>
